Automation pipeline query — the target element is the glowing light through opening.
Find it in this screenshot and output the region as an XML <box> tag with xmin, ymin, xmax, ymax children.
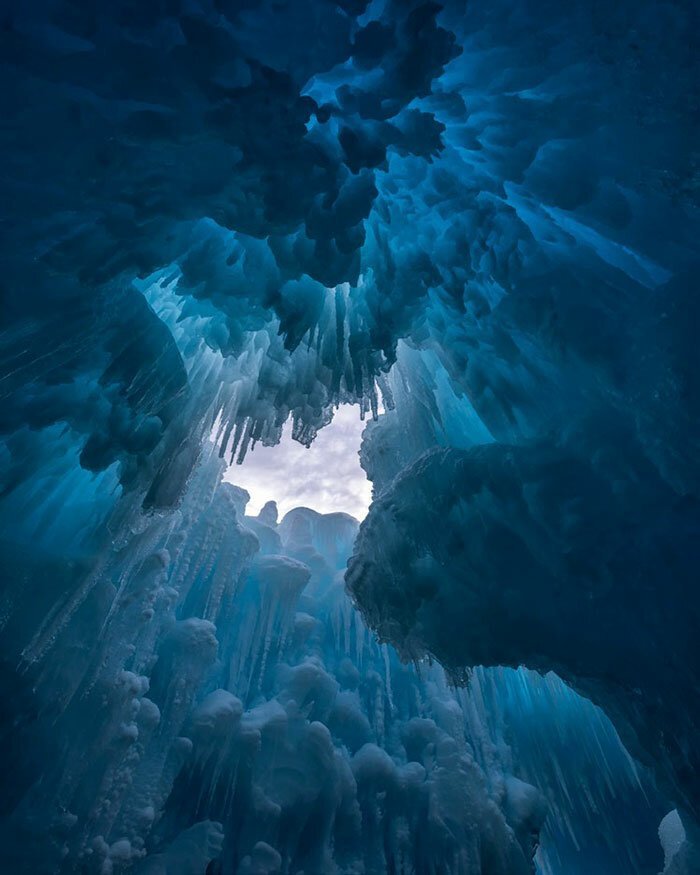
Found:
<box><xmin>224</xmin><ymin>405</ymin><xmax>372</xmax><ymax>520</ymax></box>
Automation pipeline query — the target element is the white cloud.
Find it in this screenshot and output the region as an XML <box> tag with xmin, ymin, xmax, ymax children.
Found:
<box><xmin>224</xmin><ymin>405</ymin><xmax>372</xmax><ymax>520</ymax></box>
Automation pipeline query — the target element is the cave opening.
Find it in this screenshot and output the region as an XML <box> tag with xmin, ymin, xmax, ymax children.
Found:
<box><xmin>225</xmin><ymin>404</ymin><xmax>372</xmax><ymax>520</ymax></box>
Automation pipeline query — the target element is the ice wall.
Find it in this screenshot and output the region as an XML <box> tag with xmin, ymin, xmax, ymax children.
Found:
<box><xmin>0</xmin><ymin>447</ymin><xmax>668</xmax><ymax>872</ymax></box>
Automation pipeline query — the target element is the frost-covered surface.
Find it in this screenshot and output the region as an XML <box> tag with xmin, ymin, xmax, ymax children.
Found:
<box><xmin>0</xmin><ymin>451</ymin><xmax>668</xmax><ymax>872</ymax></box>
<box><xmin>348</xmin><ymin>439</ymin><xmax>700</xmax><ymax>815</ymax></box>
<box><xmin>1</xmin><ymin>0</ymin><xmax>698</xmax><ymax>870</ymax></box>
<box><xmin>3</xmin><ymin>0</ymin><xmax>697</xmax><ymax>495</ymax></box>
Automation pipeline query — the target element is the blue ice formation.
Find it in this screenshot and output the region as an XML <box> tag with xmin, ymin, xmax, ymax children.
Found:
<box><xmin>1</xmin><ymin>0</ymin><xmax>699</xmax><ymax>872</ymax></box>
<box><xmin>0</xmin><ymin>448</ymin><xmax>667</xmax><ymax>873</ymax></box>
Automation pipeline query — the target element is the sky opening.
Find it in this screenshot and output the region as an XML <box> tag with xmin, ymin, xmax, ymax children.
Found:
<box><xmin>224</xmin><ymin>405</ymin><xmax>372</xmax><ymax>520</ymax></box>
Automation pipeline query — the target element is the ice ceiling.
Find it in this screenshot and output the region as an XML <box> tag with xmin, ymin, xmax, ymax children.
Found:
<box><xmin>0</xmin><ymin>0</ymin><xmax>699</xmax><ymax>873</ymax></box>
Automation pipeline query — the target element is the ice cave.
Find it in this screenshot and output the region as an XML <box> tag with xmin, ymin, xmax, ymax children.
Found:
<box><xmin>0</xmin><ymin>0</ymin><xmax>698</xmax><ymax>872</ymax></box>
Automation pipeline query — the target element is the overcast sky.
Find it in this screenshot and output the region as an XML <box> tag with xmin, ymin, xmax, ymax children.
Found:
<box><xmin>224</xmin><ymin>405</ymin><xmax>372</xmax><ymax>520</ymax></box>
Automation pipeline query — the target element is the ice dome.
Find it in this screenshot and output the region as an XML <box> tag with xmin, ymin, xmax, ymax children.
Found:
<box><xmin>0</xmin><ymin>0</ymin><xmax>698</xmax><ymax>872</ymax></box>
